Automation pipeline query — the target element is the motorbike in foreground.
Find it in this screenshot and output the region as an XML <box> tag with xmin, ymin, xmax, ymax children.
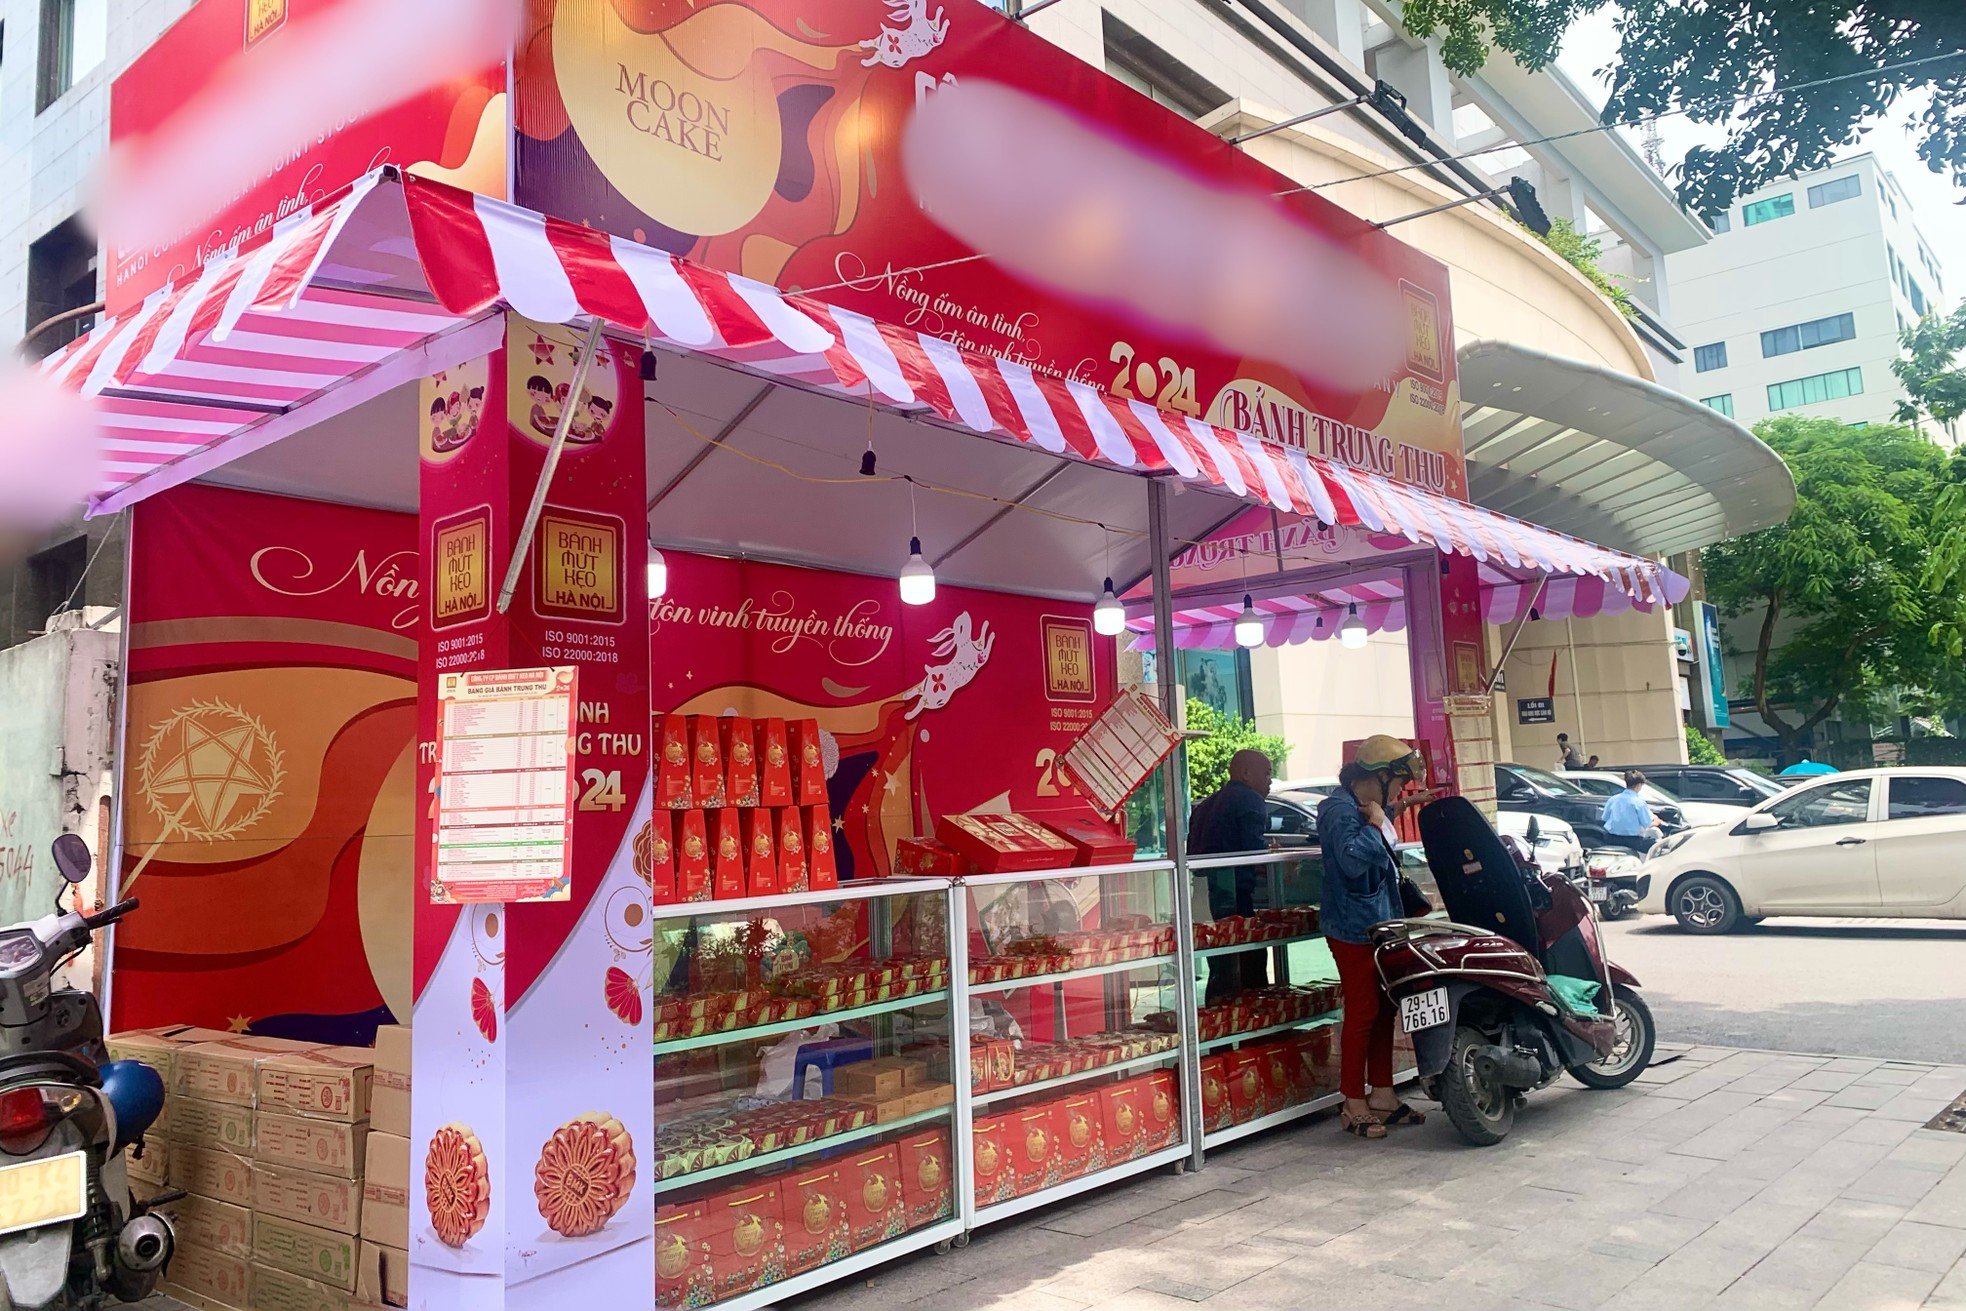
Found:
<box><xmin>0</xmin><ymin>835</ymin><xmax>173</xmax><ymax>1309</ymax></box>
<box><xmin>1372</xmin><ymin>797</ymin><xmax>1657</xmax><ymax>1145</ymax></box>
<box><xmin>1583</xmin><ymin>847</ymin><xmax>1652</xmax><ymax>921</ymax></box>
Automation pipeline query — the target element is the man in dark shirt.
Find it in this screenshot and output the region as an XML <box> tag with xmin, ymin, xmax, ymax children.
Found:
<box><xmin>1187</xmin><ymin>749</ymin><xmax>1274</xmax><ymax>1003</ymax></box>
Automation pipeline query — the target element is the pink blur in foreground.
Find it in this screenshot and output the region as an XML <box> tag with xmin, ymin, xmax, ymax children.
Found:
<box><xmin>0</xmin><ymin>361</ymin><xmax>103</xmax><ymax>531</ymax></box>
<box><xmin>900</xmin><ymin>79</ymin><xmax>1407</xmax><ymax>393</ymax></box>
<box><xmin>91</xmin><ymin>0</ymin><xmax>518</xmax><ymax>260</ymax></box>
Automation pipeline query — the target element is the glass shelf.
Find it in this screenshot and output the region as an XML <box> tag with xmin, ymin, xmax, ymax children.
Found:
<box><xmin>971</xmin><ymin>1049</ymin><xmax>1181</xmax><ymax>1108</ymax></box>
<box><xmin>1194</xmin><ymin>931</ymin><xmax>1323</xmax><ymax>959</ymax></box>
<box><xmin>966</xmin><ymin>953</ymin><xmax>1176</xmax><ymax>996</ymax></box>
<box><xmin>652</xmin><ymin>988</ymin><xmax>951</xmax><ymax>1057</ymax></box>
<box><xmin>653</xmin><ymin>1105</ymin><xmax>954</xmax><ymax>1196</ymax></box>
<box><xmin>1197</xmin><ymin>1010</ymin><xmax>1342</xmax><ymax>1055</ymax></box>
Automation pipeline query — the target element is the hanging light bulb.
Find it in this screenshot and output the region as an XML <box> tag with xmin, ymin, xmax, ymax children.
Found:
<box><xmin>898</xmin><ymin>479</ymin><xmax>934</xmax><ymax>604</ymax></box>
<box><xmin>1234</xmin><ymin>594</ymin><xmax>1264</xmax><ymax>648</ymax></box>
<box><xmin>1338</xmin><ymin>601</ymin><xmax>1368</xmax><ymax>649</ymax></box>
<box><xmin>646</xmin><ymin>545</ymin><xmax>668</xmax><ymax>599</ymax></box>
<box><xmin>900</xmin><ymin>537</ymin><xmax>936</xmax><ymax>605</ymax></box>
<box><xmin>1093</xmin><ymin>578</ymin><xmax>1125</xmax><ymax>636</ymax></box>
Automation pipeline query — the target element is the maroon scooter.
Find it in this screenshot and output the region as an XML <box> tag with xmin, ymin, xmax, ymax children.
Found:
<box><xmin>1372</xmin><ymin>796</ymin><xmax>1656</xmax><ymax>1145</ymax></box>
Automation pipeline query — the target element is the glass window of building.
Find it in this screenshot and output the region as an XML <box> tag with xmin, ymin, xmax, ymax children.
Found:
<box><xmin>1761</xmin><ymin>313</ymin><xmax>1857</xmax><ymax>358</ymax></box>
<box><xmin>1767</xmin><ymin>367</ymin><xmax>1863</xmax><ymax>411</ymax></box>
<box><xmin>1701</xmin><ymin>395</ymin><xmax>1735</xmax><ymax>418</ymax></box>
<box><xmin>1742</xmin><ymin>194</ymin><xmax>1796</xmax><ymax>226</ymax></box>
<box><xmin>1806</xmin><ymin>176</ymin><xmax>1862</xmax><ymax>208</ymax></box>
<box><xmin>1693</xmin><ymin>342</ymin><xmax>1729</xmax><ymax>373</ymax></box>
<box><xmin>35</xmin><ymin>0</ymin><xmax>104</xmax><ymax>112</ymax></box>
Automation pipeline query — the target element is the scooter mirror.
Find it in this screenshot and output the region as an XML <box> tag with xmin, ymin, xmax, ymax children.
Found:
<box><xmin>1525</xmin><ymin>816</ymin><xmax>1541</xmax><ymax>844</ymax></box>
<box><xmin>51</xmin><ymin>834</ymin><xmax>92</xmax><ymax>884</ymax></box>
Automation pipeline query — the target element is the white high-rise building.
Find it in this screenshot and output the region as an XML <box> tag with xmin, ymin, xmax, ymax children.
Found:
<box><xmin>1666</xmin><ymin>154</ymin><xmax>1949</xmax><ymax>431</ymax></box>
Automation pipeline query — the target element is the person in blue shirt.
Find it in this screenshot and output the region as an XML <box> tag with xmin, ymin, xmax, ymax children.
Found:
<box><xmin>1187</xmin><ymin>749</ymin><xmax>1274</xmax><ymax>1003</ymax></box>
<box><xmin>1600</xmin><ymin>770</ymin><xmax>1661</xmax><ymax>855</ymax></box>
<box><xmin>1316</xmin><ymin>734</ymin><xmax>1429</xmax><ymax>1140</ymax></box>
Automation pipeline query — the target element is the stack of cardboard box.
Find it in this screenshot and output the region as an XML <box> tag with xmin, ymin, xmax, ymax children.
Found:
<box><xmin>107</xmin><ymin>1025</ymin><xmax>408</xmax><ymax>1310</ymax></box>
<box><xmin>358</xmin><ymin>1025</ymin><xmax>411</xmax><ymax>1309</ymax></box>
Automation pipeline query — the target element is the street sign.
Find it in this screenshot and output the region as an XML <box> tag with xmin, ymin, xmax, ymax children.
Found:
<box><xmin>1516</xmin><ymin>697</ymin><xmax>1555</xmax><ymax>726</ymax></box>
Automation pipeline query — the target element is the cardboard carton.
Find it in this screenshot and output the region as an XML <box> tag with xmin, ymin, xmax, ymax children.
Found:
<box><xmin>833</xmin><ymin>1062</ymin><xmax>903</xmax><ymax>1101</ymax></box>
<box><xmin>357</xmin><ymin>1240</ymin><xmax>409</xmax><ymax>1308</ymax></box>
<box><xmin>126</xmin><ymin>1135</ymin><xmax>170</xmax><ymax>1186</ymax></box>
<box><xmin>1052</xmin><ymin>1092</ymin><xmax>1102</xmax><ymax>1179</ymax></box>
<box><xmin>175</xmin><ymin>1142</ymin><xmax>257</xmax><ymax>1207</ymax></box>
<box><xmin>701</xmin><ymin>1179</ymin><xmax>781</xmax><ymax>1300</ymax></box>
<box><xmin>656</xmin><ymin>714</ymin><xmax>693</xmax><ymax>809</ymax></box>
<box><xmin>170</xmin><ymin>1193</ymin><xmax>253</xmax><ymax>1257</ymax></box>
<box><xmin>166</xmin><ymin>1244</ymin><xmax>252</xmax><ymax>1308</ymax></box>
<box><xmin>655</xmin><ymin>1202</ymin><xmax>714</xmax><ymax>1309</ymax></box>
<box><xmin>900</xmin><ymin>1084</ymin><xmax>954</xmax><ymax>1118</ymax></box>
<box><xmin>175</xmin><ymin>1035</ymin><xmax>320</xmax><ymax>1106</ymax></box>
<box><xmin>254</xmin><ymin>1212</ymin><xmax>360</xmax><ymax>1292</ymax></box>
<box><xmin>791</xmin><ymin>719</ymin><xmax>827</xmax><ymax>806</ymax></box>
<box><xmin>1097</xmin><ymin>1080</ymin><xmax>1144</xmax><ymax>1163</ymax></box>
<box><xmin>841</xmin><ymin>1145</ymin><xmax>903</xmax><ymax>1252</ymax></box>
<box><xmin>359</xmin><ymin>1133</ymin><xmax>409</xmax><ymax>1247</ymax></box>
<box><xmin>257</xmin><ymin>1165</ymin><xmax>363</xmax><ymax>1237</ymax></box>
<box><xmin>777</xmin><ymin>1163</ymin><xmax>850</xmax><ymax>1276</ymax></box>
<box><xmin>741</xmin><ymin>807</ymin><xmax>779</xmax><ymax>896</ymax></box>
<box><xmin>970</xmin><ymin>1113</ymin><xmax>1016</xmax><ymax>1205</ymax></box>
<box><xmin>251</xmin><ymin>1262</ymin><xmax>369</xmax><ymax>1311</ymax></box>
<box><xmin>895</xmin><ymin>1128</ymin><xmax>952</xmax><ymax>1230</ymax></box>
<box><xmin>1199</xmin><ymin>1054</ymin><xmax>1233</xmax><ymax>1132</ymax></box>
<box><xmin>711</xmin><ymin>808</ymin><xmax>745</xmax><ymax>900</ymax></box>
<box><xmin>256</xmin><ymin>1113</ymin><xmax>368</xmax><ymax>1180</ymax></box>
<box><xmin>1226</xmin><ymin>1048</ymin><xmax>1264</xmax><ymax>1125</ymax></box>
<box><xmin>805</xmin><ymin>804</ymin><xmax>838</xmax><ymax>889</ymax></box>
<box><xmin>106</xmin><ymin>1025</ymin><xmax>228</xmax><ymax>1092</ymax></box>
<box><xmin>1010</xmin><ymin>1106</ymin><xmax>1059</xmax><ymax>1197</ymax></box>
<box><xmin>369</xmin><ymin>1026</ymin><xmax>411</xmax><ymax>1139</ymax></box>
<box><xmin>721</xmin><ymin>715</ymin><xmax>759</xmax><ymax>806</ymax></box>
<box><xmin>257</xmin><ymin>1046</ymin><xmax>374</xmax><ymax>1123</ymax></box>
<box><xmin>757</xmin><ymin>718</ymin><xmax>794</xmax><ymax>807</ymax></box>
<box><xmin>690</xmin><ymin>716</ymin><xmax>726</xmax><ymax>806</ymax></box>
<box><xmin>167</xmin><ymin>1097</ymin><xmax>255</xmax><ymax>1155</ymax></box>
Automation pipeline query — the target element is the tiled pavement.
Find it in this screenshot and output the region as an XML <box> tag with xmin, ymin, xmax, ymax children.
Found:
<box><xmin>787</xmin><ymin>1046</ymin><xmax>1966</xmax><ymax>1311</ymax></box>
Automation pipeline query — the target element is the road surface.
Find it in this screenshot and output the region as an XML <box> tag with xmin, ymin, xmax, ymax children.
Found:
<box><xmin>1604</xmin><ymin>914</ymin><xmax>1966</xmax><ymax>1064</ymax></box>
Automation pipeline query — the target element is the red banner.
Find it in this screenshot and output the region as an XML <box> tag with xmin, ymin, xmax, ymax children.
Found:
<box><xmin>107</xmin><ymin>0</ymin><xmax>508</xmax><ymax>314</ymax></box>
<box><xmin>118</xmin><ymin>483</ymin><xmax>419</xmax><ymax>1044</ymax></box>
<box><xmin>514</xmin><ymin>0</ymin><xmax>1464</xmax><ymax>495</ymax></box>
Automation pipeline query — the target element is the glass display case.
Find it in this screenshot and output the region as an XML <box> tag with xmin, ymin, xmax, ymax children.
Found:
<box><xmin>652</xmin><ymin>881</ymin><xmax>964</xmax><ymax>1310</ymax></box>
<box><xmin>1188</xmin><ymin>850</ymin><xmax>1346</xmax><ymax>1148</ymax></box>
<box><xmin>954</xmin><ymin>860</ymin><xmax>1193</xmax><ymax>1228</ymax></box>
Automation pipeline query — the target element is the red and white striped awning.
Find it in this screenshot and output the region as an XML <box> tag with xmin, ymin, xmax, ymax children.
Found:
<box><xmin>1131</xmin><ymin>562</ymin><xmax>1682</xmax><ymax>650</ymax></box>
<box><xmin>44</xmin><ymin>168</ymin><xmax>1678</xmax><ymax>608</ymax></box>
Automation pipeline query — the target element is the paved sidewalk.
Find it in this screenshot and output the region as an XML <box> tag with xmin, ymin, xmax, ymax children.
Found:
<box><xmin>790</xmin><ymin>1046</ymin><xmax>1966</xmax><ymax>1311</ymax></box>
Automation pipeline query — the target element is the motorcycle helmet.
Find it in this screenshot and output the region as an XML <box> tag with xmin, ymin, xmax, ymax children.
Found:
<box><xmin>1355</xmin><ymin>733</ymin><xmax>1423</xmax><ymax>782</ymax></box>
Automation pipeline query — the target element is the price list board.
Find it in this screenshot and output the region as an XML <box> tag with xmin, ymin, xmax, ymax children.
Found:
<box><xmin>1059</xmin><ymin>691</ymin><xmax>1181</xmax><ymax>815</ymax></box>
<box><xmin>432</xmin><ymin>666</ymin><xmax>579</xmax><ymax>903</ymax></box>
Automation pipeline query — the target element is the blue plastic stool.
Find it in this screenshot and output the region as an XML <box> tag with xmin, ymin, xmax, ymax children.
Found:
<box><xmin>793</xmin><ymin>1037</ymin><xmax>874</xmax><ymax>1099</ymax></box>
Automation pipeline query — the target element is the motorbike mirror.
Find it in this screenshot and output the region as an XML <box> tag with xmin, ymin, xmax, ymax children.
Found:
<box><xmin>1526</xmin><ymin>816</ymin><xmax>1541</xmax><ymax>843</ymax></box>
<box><xmin>51</xmin><ymin>834</ymin><xmax>92</xmax><ymax>884</ymax></box>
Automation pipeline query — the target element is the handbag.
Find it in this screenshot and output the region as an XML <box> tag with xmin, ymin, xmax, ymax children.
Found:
<box><xmin>1399</xmin><ymin>874</ymin><xmax>1434</xmax><ymax>918</ymax></box>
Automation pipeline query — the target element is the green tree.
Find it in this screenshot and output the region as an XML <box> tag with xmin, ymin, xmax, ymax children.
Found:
<box><xmin>1701</xmin><ymin>417</ymin><xmax>1966</xmax><ymax>764</ymax></box>
<box><xmin>1893</xmin><ymin>305</ymin><xmax>1966</xmax><ymax>434</ymax></box>
<box><xmin>1183</xmin><ymin>698</ymin><xmax>1290</xmax><ymax>801</ymax></box>
<box><xmin>1684</xmin><ymin>723</ymin><xmax>1726</xmax><ymax>766</ymax></box>
<box><xmin>1398</xmin><ymin>0</ymin><xmax>1966</xmax><ymax>217</ymax></box>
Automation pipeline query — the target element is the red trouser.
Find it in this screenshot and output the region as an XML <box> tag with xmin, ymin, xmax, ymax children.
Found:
<box><xmin>1329</xmin><ymin>937</ymin><xmax>1394</xmax><ymax>1100</ymax></box>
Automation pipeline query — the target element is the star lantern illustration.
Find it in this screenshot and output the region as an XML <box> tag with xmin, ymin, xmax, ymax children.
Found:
<box><xmin>528</xmin><ymin>333</ymin><xmax>557</xmax><ymax>366</ymax></box>
<box><xmin>147</xmin><ymin>711</ymin><xmax>279</xmax><ymax>837</ymax></box>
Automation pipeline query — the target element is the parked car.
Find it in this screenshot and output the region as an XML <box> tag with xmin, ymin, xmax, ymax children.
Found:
<box><xmin>1560</xmin><ymin>770</ymin><xmax>1740</xmax><ymax>828</ymax></box>
<box><xmin>1635</xmin><ymin>768</ymin><xmax>1966</xmax><ymax>932</ymax></box>
<box><xmin>1264</xmin><ymin>789</ymin><xmax>1328</xmax><ymax>847</ymax></box>
<box><xmin>1601</xmin><ymin>765</ymin><xmax>1784</xmax><ymax>809</ymax></box>
<box><xmin>1494</xmin><ymin>810</ymin><xmax>1587</xmax><ymax>885</ymax></box>
<box><xmin>1494</xmin><ymin>763</ymin><xmax>1686</xmax><ymax>848</ymax></box>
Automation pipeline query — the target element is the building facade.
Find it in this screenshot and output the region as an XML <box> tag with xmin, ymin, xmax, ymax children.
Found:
<box><xmin>1667</xmin><ymin>154</ymin><xmax>1950</xmax><ymax>432</ymax></box>
<box><xmin>1011</xmin><ymin>0</ymin><xmax>1786</xmax><ymax>773</ymax></box>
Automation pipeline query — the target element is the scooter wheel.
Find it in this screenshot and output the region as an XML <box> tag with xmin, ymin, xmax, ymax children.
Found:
<box><xmin>1438</xmin><ymin>1025</ymin><xmax>1515</xmax><ymax>1146</ymax></box>
<box><xmin>1569</xmin><ymin>986</ymin><xmax>1656</xmax><ymax>1089</ymax></box>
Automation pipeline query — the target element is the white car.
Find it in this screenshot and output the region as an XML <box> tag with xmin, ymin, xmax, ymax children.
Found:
<box><xmin>1495</xmin><ymin>810</ymin><xmax>1585</xmax><ymax>883</ymax></box>
<box><xmin>1635</xmin><ymin>767</ymin><xmax>1966</xmax><ymax>932</ymax></box>
<box><xmin>1561</xmin><ymin>770</ymin><xmax>1740</xmax><ymax>828</ymax></box>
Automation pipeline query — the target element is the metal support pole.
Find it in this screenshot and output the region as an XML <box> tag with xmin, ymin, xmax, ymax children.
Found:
<box><xmin>98</xmin><ymin>514</ymin><xmax>135</xmax><ymax>1027</ymax></box>
<box><xmin>1150</xmin><ymin>479</ymin><xmax>1205</xmax><ymax>1173</ymax></box>
<box><xmin>948</xmin><ymin>883</ymin><xmax>978</xmax><ymax>1230</ymax></box>
<box><xmin>1486</xmin><ymin>574</ymin><xmax>1550</xmax><ymax>695</ymax></box>
<box><xmin>496</xmin><ymin>318</ymin><xmax>606</xmax><ymax>615</ymax></box>
<box><xmin>1230</xmin><ymin>96</ymin><xmax>1367</xmax><ymax>145</ymax></box>
<box><xmin>1010</xmin><ymin>0</ymin><xmax>1070</xmax><ymax>19</ymax></box>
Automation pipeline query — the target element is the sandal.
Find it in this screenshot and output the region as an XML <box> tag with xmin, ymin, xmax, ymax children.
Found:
<box><xmin>1377</xmin><ymin>1102</ymin><xmax>1427</xmax><ymax>1128</ymax></box>
<box><xmin>1341</xmin><ymin>1109</ymin><xmax>1387</xmax><ymax>1139</ymax></box>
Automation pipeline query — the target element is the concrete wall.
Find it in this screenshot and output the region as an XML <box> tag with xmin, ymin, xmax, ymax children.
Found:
<box><xmin>0</xmin><ymin>613</ymin><xmax>120</xmax><ymax>989</ymax></box>
<box><xmin>1498</xmin><ymin>605</ymin><xmax>1685</xmax><ymax>768</ymax></box>
<box><xmin>1250</xmin><ymin>632</ymin><xmax>1417</xmax><ymax>782</ymax></box>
